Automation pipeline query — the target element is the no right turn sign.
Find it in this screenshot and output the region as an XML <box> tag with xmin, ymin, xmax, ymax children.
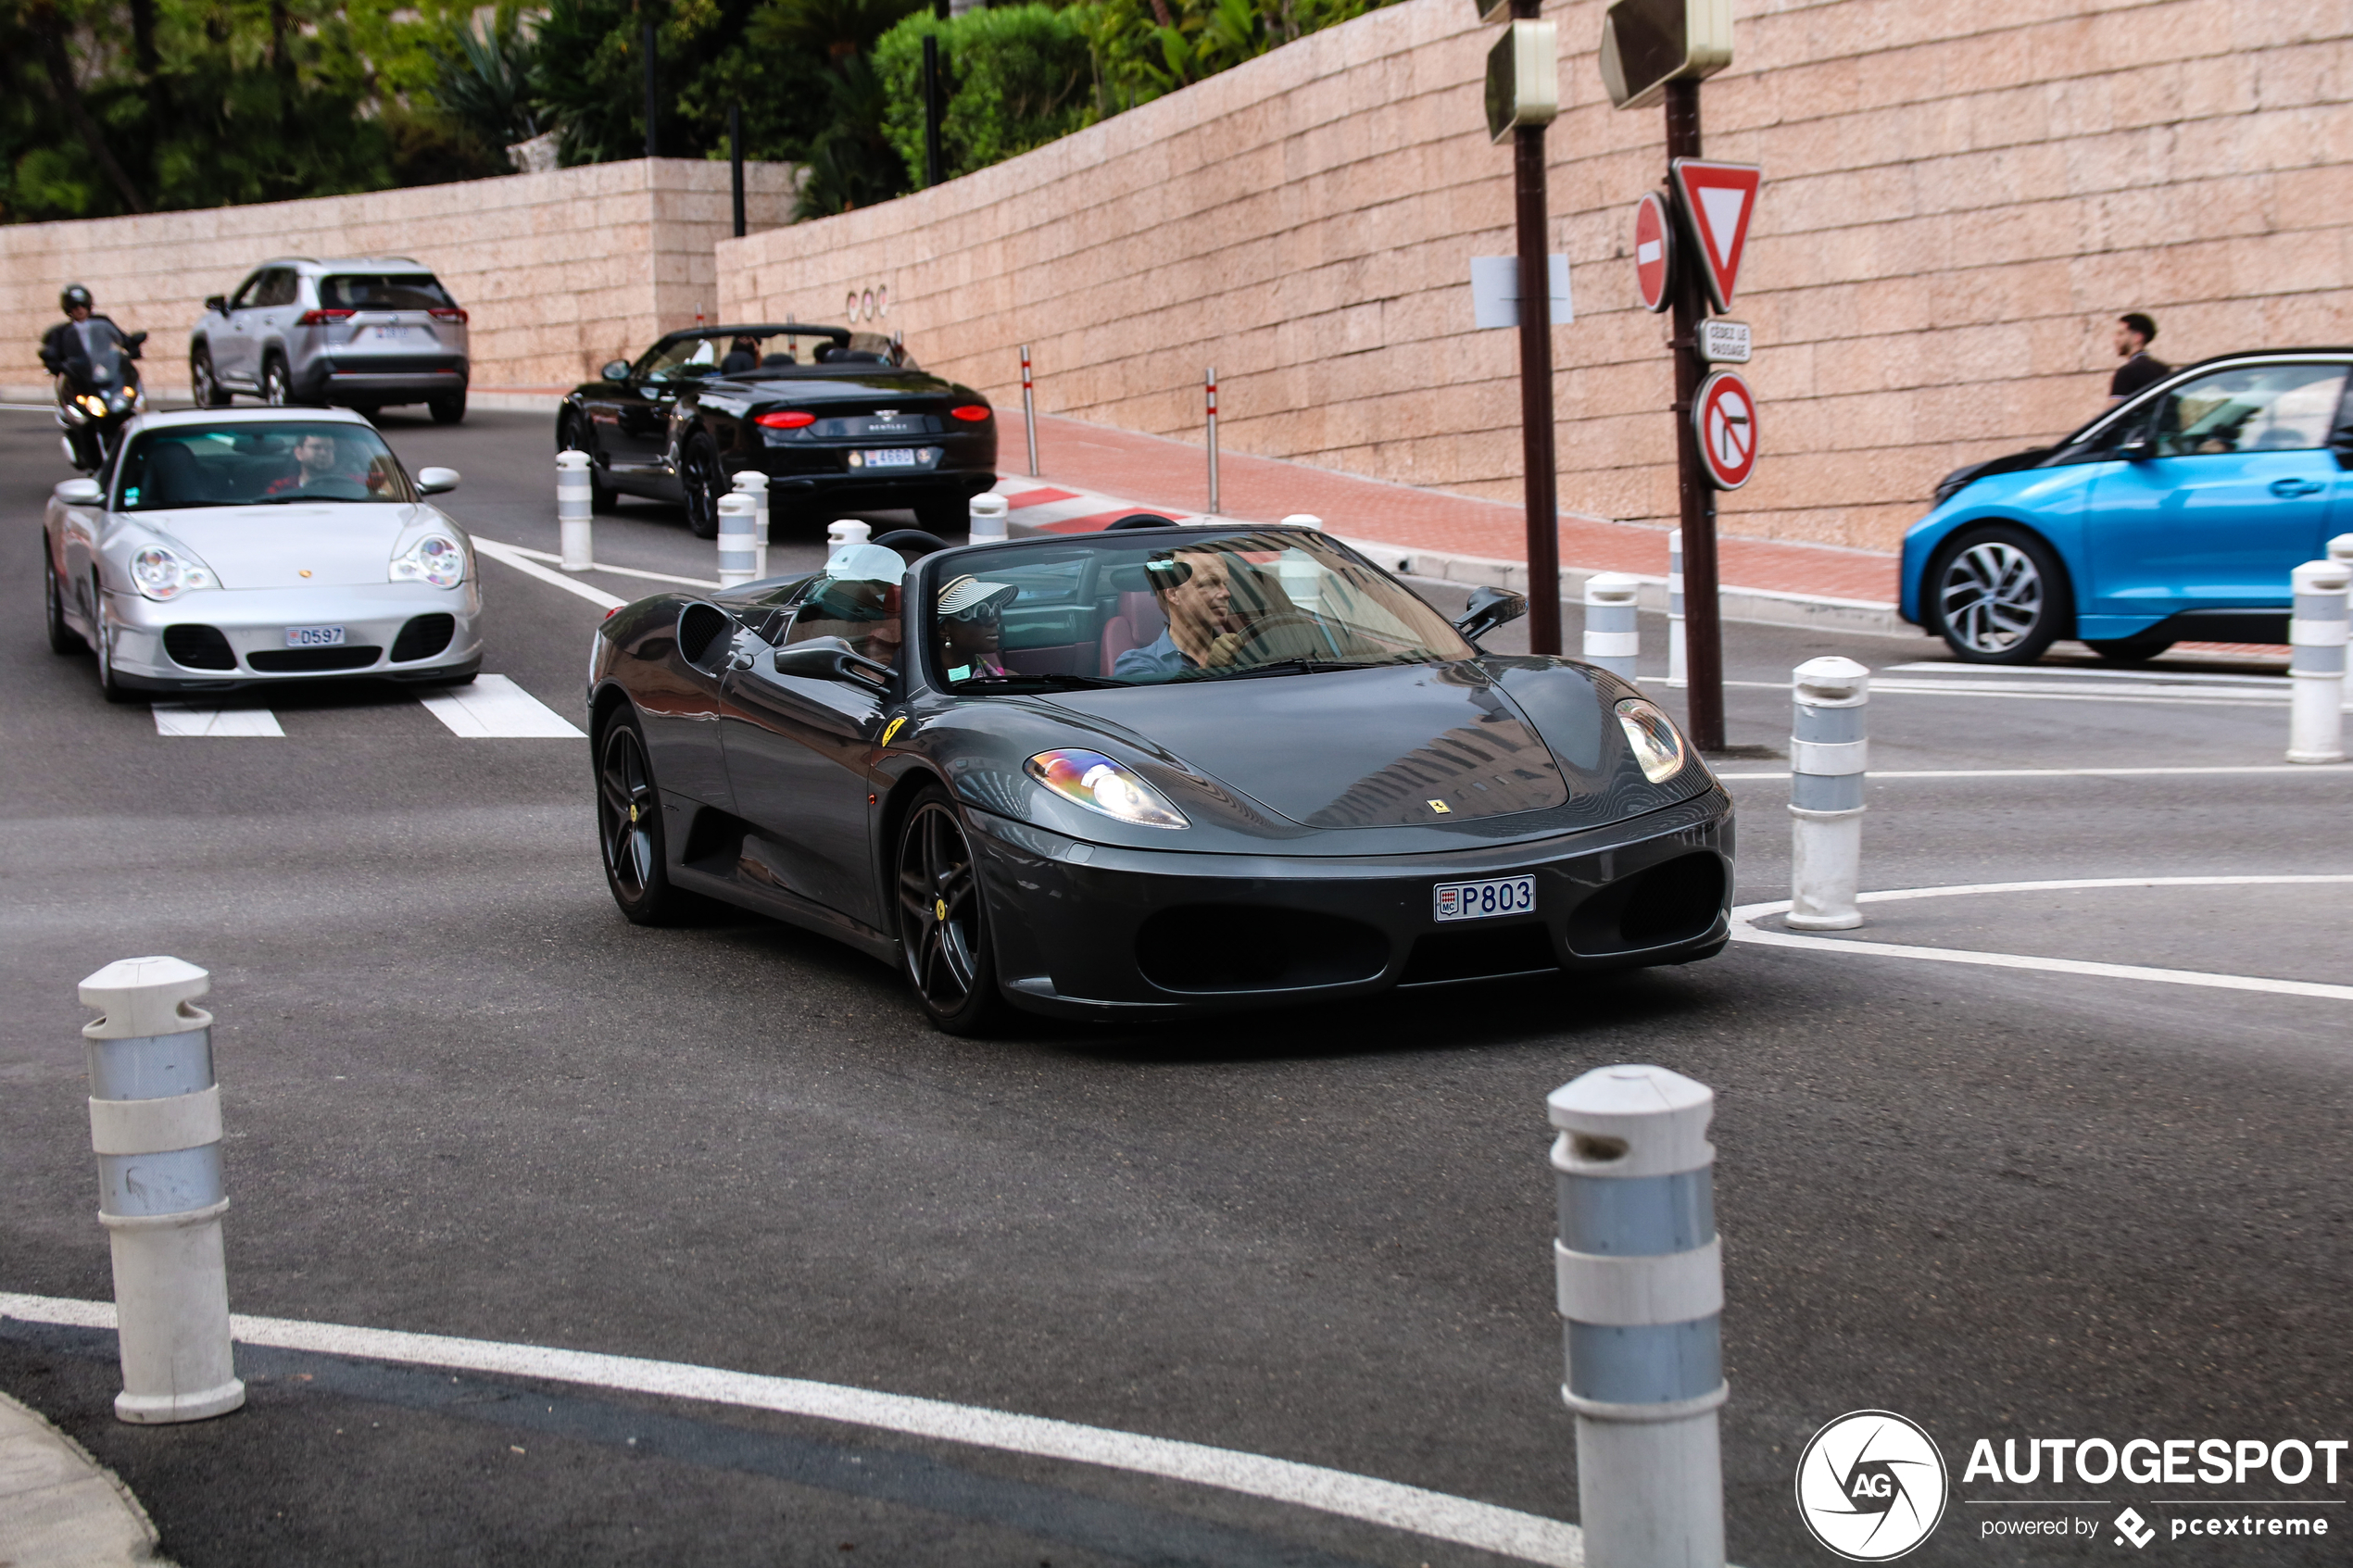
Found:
<box><xmin>1693</xmin><ymin>370</ymin><xmax>1758</xmax><ymax>489</ymax></box>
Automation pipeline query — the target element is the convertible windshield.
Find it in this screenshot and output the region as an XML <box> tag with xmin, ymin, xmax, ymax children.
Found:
<box><xmin>117</xmin><ymin>423</ymin><xmax>413</xmax><ymax>509</ymax></box>
<box><xmin>926</xmin><ymin>531</ymin><xmax>1475</xmax><ymax>688</ymax></box>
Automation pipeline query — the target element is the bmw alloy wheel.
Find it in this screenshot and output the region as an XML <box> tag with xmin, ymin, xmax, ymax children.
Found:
<box><xmin>1937</xmin><ymin>539</ymin><xmax>2045</xmax><ymax>656</ymax></box>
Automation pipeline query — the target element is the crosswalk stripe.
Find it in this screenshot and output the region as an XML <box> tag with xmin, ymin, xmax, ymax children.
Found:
<box><xmin>151</xmin><ymin>705</ymin><xmax>284</xmax><ymax>737</ymax></box>
<box><xmin>415</xmin><ymin>673</ymin><xmax>585</xmax><ymax>738</ymax></box>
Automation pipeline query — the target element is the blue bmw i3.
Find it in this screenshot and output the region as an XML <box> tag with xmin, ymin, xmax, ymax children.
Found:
<box><xmin>1901</xmin><ymin>349</ymin><xmax>2353</xmax><ymax>663</ymax></box>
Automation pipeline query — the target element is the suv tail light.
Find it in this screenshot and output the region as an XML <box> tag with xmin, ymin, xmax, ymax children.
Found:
<box><xmin>428</xmin><ymin>307</ymin><xmax>469</xmax><ymax>323</ymax></box>
<box><xmin>949</xmin><ymin>405</ymin><xmax>991</xmax><ymax>422</ymax></box>
<box><xmin>296</xmin><ymin>308</ymin><xmax>355</xmax><ymax>326</ymax></box>
<box><xmin>755</xmin><ymin>410</ymin><xmax>817</xmax><ymax>429</ymax></box>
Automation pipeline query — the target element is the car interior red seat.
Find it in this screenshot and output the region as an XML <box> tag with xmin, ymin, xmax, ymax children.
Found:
<box><xmin>1099</xmin><ymin>590</ymin><xmax>1167</xmax><ymax>673</ymax></box>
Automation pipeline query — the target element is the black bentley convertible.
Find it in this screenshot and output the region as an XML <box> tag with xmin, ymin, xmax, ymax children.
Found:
<box><xmin>557</xmin><ymin>323</ymin><xmax>997</xmax><ymax>538</ymax></box>
<box><xmin>587</xmin><ymin>521</ymin><xmax>1733</xmax><ymax>1033</ymax></box>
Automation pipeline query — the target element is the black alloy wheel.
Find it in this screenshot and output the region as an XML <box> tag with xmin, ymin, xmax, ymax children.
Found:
<box><xmin>596</xmin><ymin>712</ymin><xmax>699</xmax><ymax>924</ymax></box>
<box><xmin>90</xmin><ymin>571</ymin><xmax>129</xmax><ymax>702</ymax></box>
<box><xmin>428</xmin><ymin>392</ymin><xmax>466</xmax><ymax>425</ymax></box>
<box><xmin>2084</xmin><ymin>635</ymin><xmax>2177</xmax><ymax>664</ymax></box>
<box><xmin>44</xmin><ymin>542</ymin><xmax>83</xmax><ymax>654</ymax></box>
<box><xmin>895</xmin><ymin>788</ymin><xmax>1003</xmax><ymax>1035</ymax></box>
<box><xmin>680</xmin><ymin>434</ymin><xmax>724</xmax><ymax>540</ymax></box>
<box><xmin>190</xmin><ymin>348</ymin><xmax>229</xmax><ymax>408</ymax></box>
<box><xmin>262</xmin><ymin>356</ymin><xmax>293</xmax><ymax>408</ymax></box>
<box><xmin>1928</xmin><ymin>524</ymin><xmax>2068</xmax><ymax>665</ymax></box>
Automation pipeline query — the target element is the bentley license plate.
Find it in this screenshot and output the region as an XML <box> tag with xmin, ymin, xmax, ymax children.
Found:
<box><xmin>861</xmin><ymin>448</ymin><xmax>920</xmax><ymax>469</ymax></box>
<box><xmin>1433</xmin><ymin>874</ymin><xmax>1536</xmax><ymax>922</ymax></box>
<box><xmin>284</xmin><ymin>625</ymin><xmax>346</xmax><ymax>648</ymax></box>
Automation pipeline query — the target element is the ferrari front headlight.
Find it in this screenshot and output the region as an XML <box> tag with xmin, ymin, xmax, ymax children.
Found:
<box><xmin>391</xmin><ymin>533</ymin><xmax>466</xmax><ymax>588</ymax></box>
<box><xmin>129</xmin><ymin>545</ymin><xmax>215</xmax><ymax>601</ymax></box>
<box><xmin>1615</xmin><ymin>698</ymin><xmax>1690</xmax><ymax>784</ymax></box>
<box><xmin>1025</xmin><ymin>749</ymin><xmax>1189</xmax><ymax>830</ymax></box>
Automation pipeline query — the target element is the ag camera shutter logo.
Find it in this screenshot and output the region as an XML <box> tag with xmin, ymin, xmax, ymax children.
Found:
<box><xmin>1795</xmin><ymin>1410</ymin><xmax>1949</xmax><ymax>1560</ymax></box>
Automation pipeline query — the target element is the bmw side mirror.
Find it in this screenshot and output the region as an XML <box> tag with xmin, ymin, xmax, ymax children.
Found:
<box><xmin>1454</xmin><ymin>584</ymin><xmax>1528</xmax><ymax>641</ymax></box>
<box><xmin>601</xmin><ymin>360</ymin><xmax>632</xmax><ymax>383</ymax></box>
<box><xmin>766</xmin><ymin>637</ymin><xmax>893</xmax><ymax>687</ymax></box>
<box><xmin>205</xmin><ymin>295</ymin><xmax>227</xmax><ymax>316</ymax></box>
<box><xmin>416</xmin><ymin>467</ymin><xmax>459</xmax><ymax>495</ymax></box>
<box><xmin>55</xmin><ymin>478</ymin><xmax>104</xmax><ymax>506</ymax></box>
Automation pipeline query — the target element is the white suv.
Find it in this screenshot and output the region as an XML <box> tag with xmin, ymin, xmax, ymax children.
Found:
<box><xmin>189</xmin><ymin>257</ymin><xmax>472</xmax><ymax>424</ymax></box>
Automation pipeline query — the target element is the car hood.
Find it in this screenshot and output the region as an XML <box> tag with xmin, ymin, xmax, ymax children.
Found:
<box><xmin>132</xmin><ymin>504</ymin><xmax>443</xmax><ymax>590</ymax></box>
<box><xmin>1042</xmin><ymin>663</ymin><xmax>1572</xmax><ymax>828</ymax></box>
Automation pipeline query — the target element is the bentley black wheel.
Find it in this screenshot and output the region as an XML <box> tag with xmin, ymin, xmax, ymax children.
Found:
<box><xmin>597</xmin><ymin>711</ymin><xmax>700</xmax><ymax>924</ymax></box>
<box><xmin>895</xmin><ymin>788</ymin><xmax>1003</xmax><ymax>1035</ymax></box>
<box><xmin>681</xmin><ymin>435</ymin><xmax>724</xmax><ymax>540</ymax></box>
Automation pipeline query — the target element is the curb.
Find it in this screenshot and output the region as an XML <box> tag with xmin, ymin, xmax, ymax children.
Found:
<box><xmin>0</xmin><ymin>1391</ymin><xmax>174</xmax><ymax>1567</ymax></box>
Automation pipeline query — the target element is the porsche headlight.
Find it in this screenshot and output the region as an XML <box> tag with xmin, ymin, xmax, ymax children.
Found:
<box><xmin>129</xmin><ymin>545</ymin><xmax>215</xmax><ymax>601</ymax></box>
<box><xmin>1025</xmin><ymin>749</ymin><xmax>1189</xmax><ymax>830</ymax></box>
<box><xmin>1615</xmin><ymin>698</ymin><xmax>1689</xmax><ymax>784</ymax></box>
<box><xmin>390</xmin><ymin>533</ymin><xmax>466</xmax><ymax>588</ymax></box>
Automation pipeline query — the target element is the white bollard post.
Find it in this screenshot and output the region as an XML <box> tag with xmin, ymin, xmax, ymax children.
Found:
<box><xmin>556</xmin><ymin>450</ymin><xmax>594</xmax><ymax>571</ymax></box>
<box><xmin>1550</xmin><ymin>1064</ymin><xmax>1726</xmax><ymax>1568</ymax></box>
<box><xmin>827</xmin><ymin>519</ymin><xmax>871</xmax><ymax>552</ymax></box>
<box><xmin>2286</xmin><ymin>559</ymin><xmax>2348</xmax><ymax>764</ymax></box>
<box><xmin>717</xmin><ymin>494</ymin><xmax>759</xmax><ymax>588</ymax></box>
<box><xmin>1788</xmin><ymin>657</ymin><xmax>1869</xmax><ymax>930</ymax></box>
<box><xmin>732</xmin><ymin>470</ymin><xmax>770</xmax><ymax>580</ymax></box>
<box><xmin>968</xmin><ymin>493</ymin><xmax>1009</xmax><ymax>544</ymax></box>
<box><xmin>1666</xmin><ymin>529</ymin><xmax>1687</xmax><ymax>687</ymax></box>
<box><xmin>79</xmin><ymin>957</ymin><xmax>245</xmax><ymax>1425</ymax></box>
<box><xmin>1583</xmin><ymin>573</ymin><xmax>1641</xmax><ymax>681</ymax></box>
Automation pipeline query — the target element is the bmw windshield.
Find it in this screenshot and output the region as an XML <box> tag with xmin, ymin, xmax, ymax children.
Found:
<box><xmin>116</xmin><ymin>423</ymin><xmax>415</xmax><ymax>509</ymax></box>
<box><xmin>923</xmin><ymin>531</ymin><xmax>1475</xmax><ymax>689</ymax></box>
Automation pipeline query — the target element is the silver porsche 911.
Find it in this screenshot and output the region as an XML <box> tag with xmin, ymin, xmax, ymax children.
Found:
<box><xmin>42</xmin><ymin>408</ymin><xmax>483</xmax><ymax>699</ymax></box>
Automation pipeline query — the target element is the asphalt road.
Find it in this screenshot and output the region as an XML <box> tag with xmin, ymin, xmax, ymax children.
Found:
<box><xmin>4</xmin><ymin>405</ymin><xmax>2349</xmax><ymax>1566</ymax></box>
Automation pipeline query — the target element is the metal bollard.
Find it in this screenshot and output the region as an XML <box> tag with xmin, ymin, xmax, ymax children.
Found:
<box><xmin>1583</xmin><ymin>573</ymin><xmax>1641</xmax><ymax>681</ymax></box>
<box><xmin>1204</xmin><ymin>366</ymin><xmax>1220</xmax><ymax>516</ymax></box>
<box><xmin>827</xmin><ymin>519</ymin><xmax>871</xmax><ymax>552</ymax></box>
<box><xmin>732</xmin><ymin>470</ymin><xmax>770</xmax><ymax>580</ymax></box>
<box><xmin>1788</xmin><ymin>657</ymin><xmax>1869</xmax><ymax>930</ymax></box>
<box><xmin>717</xmin><ymin>494</ymin><xmax>759</xmax><ymax>587</ymax></box>
<box><xmin>1666</xmin><ymin>529</ymin><xmax>1687</xmax><ymax>687</ymax></box>
<box><xmin>1020</xmin><ymin>345</ymin><xmax>1039</xmax><ymax>479</ymax></box>
<box><xmin>1549</xmin><ymin>1064</ymin><xmax>1726</xmax><ymax>1568</ymax></box>
<box><xmin>79</xmin><ymin>957</ymin><xmax>245</xmax><ymax>1425</ymax></box>
<box><xmin>556</xmin><ymin>450</ymin><xmax>593</xmax><ymax>571</ymax></box>
<box><xmin>968</xmin><ymin>492</ymin><xmax>1009</xmax><ymax>544</ymax></box>
<box><xmin>2286</xmin><ymin>558</ymin><xmax>2348</xmax><ymax>764</ymax></box>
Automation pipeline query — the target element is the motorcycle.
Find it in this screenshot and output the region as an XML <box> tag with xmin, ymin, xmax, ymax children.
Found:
<box><xmin>55</xmin><ymin>320</ymin><xmax>148</xmax><ymax>471</ymax></box>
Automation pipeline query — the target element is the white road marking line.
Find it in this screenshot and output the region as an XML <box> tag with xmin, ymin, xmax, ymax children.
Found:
<box><xmin>1719</xmin><ymin>677</ymin><xmax>2288</xmax><ymax>707</ymax></box>
<box><xmin>1883</xmin><ymin>661</ymin><xmax>2285</xmax><ymax>686</ymax></box>
<box><xmin>0</xmin><ymin>1293</ymin><xmax>1584</xmax><ymax>1567</ymax></box>
<box><xmin>1730</xmin><ymin>875</ymin><xmax>2353</xmax><ymax>1002</ymax></box>
<box><xmin>1714</xmin><ymin>764</ymin><xmax>2349</xmax><ymax>781</ymax></box>
<box><xmin>150</xmin><ymin>705</ymin><xmax>283</xmax><ymax>737</ymax></box>
<box><xmin>497</xmin><ymin>542</ymin><xmax>719</xmax><ymax>589</ymax></box>
<box><xmin>472</xmin><ymin>536</ymin><xmax>627</xmax><ymax>611</ymax></box>
<box><xmin>416</xmin><ymin>674</ymin><xmax>584</xmax><ymax>738</ymax></box>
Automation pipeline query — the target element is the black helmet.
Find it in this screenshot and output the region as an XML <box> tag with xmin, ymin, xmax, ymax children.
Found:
<box><xmin>60</xmin><ymin>284</ymin><xmax>93</xmax><ymax>314</ymax></box>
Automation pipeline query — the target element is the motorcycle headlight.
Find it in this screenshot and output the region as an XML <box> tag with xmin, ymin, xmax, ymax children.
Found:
<box><xmin>1615</xmin><ymin>698</ymin><xmax>1691</xmax><ymax>784</ymax></box>
<box><xmin>77</xmin><ymin>395</ymin><xmax>107</xmax><ymax>418</ymax></box>
<box><xmin>1025</xmin><ymin>748</ymin><xmax>1189</xmax><ymax>830</ymax></box>
<box><xmin>390</xmin><ymin>533</ymin><xmax>466</xmax><ymax>588</ymax></box>
<box><xmin>129</xmin><ymin>545</ymin><xmax>215</xmax><ymax>601</ymax></box>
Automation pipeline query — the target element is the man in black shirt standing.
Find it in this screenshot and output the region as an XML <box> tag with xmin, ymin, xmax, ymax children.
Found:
<box><xmin>2108</xmin><ymin>312</ymin><xmax>2169</xmax><ymax>403</ymax></box>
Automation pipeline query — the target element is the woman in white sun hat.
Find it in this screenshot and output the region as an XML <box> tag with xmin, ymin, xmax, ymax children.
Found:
<box><xmin>935</xmin><ymin>573</ymin><xmax>1018</xmax><ymax>682</ymax></box>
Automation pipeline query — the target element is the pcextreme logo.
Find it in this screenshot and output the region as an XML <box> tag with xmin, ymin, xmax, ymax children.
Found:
<box><xmin>1795</xmin><ymin>1410</ymin><xmax>1951</xmax><ymax>1561</ymax></box>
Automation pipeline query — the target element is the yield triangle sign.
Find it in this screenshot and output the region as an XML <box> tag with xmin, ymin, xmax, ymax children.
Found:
<box><xmin>1670</xmin><ymin>159</ymin><xmax>1762</xmax><ymax>312</ymax></box>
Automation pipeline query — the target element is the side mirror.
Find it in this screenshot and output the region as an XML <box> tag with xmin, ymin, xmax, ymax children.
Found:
<box><xmin>601</xmin><ymin>360</ymin><xmax>632</xmax><ymax>383</ymax></box>
<box><xmin>766</xmin><ymin>636</ymin><xmax>892</xmax><ymax>687</ymax></box>
<box><xmin>1454</xmin><ymin>584</ymin><xmax>1529</xmax><ymax>642</ymax></box>
<box><xmin>55</xmin><ymin>478</ymin><xmax>104</xmax><ymax>506</ymax></box>
<box><xmin>205</xmin><ymin>295</ymin><xmax>228</xmax><ymax>317</ymax></box>
<box><xmin>415</xmin><ymin>467</ymin><xmax>459</xmax><ymax>495</ymax></box>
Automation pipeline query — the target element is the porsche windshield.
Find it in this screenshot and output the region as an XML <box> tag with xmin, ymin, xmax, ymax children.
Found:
<box><xmin>117</xmin><ymin>423</ymin><xmax>413</xmax><ymax>509</ymax></box>
<box><xmin>929</xmin><ymin>532</ymin><xmax>1475</xmax><ymax>687</ymax></box>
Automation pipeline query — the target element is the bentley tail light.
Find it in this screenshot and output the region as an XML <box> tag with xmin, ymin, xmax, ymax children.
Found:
<box><xmin>949</xmin><ymin>405</ymin><xmax>991</xmax><ymax>422</ymax></box>
<box><xmin>756</xmin><ymin>410</ymin><xmax>817</xmax><ymax>429</ymax></box>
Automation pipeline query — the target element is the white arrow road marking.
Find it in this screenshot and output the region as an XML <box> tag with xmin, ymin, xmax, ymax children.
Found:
<box><xmin>0</xmin><ymin>1293</ymin><xmax>1586</xmax><ymax>1567</ymax></box>
<box><xmin>1731</xmin><ymin>875</ymin><xmax>2353</xmax><ymax>1001</ymax></box>
<box><xmin>150</xmin><ymin>705</ymin><xmax>283</xmax><ymax>737</ymax></box>
<box><xmin>416</xmin><ymin>674</ymin><xmax>584</xmax><ymax>738</ymax></box>
<box><xmin>472</xmin><ymin>535</ymin><xmax>627</xmax><ymax>611</ymax></box>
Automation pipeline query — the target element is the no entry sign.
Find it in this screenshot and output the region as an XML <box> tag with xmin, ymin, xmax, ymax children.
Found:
<box><xmin>1633</xmin><ymin>190</ymin><xmax>1673</xmax><ymax>313</ymax></box>
<box><xmin>1692</xmin><ymin>370</ymin><xmax>1758</xmax><ymax>489</ymax></box>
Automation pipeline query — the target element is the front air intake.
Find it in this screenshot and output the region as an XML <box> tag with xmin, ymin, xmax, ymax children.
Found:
<box><xmin>391</xmin><ymin>613</ymin><xmax>456</xmax><ymax>661</ymax></box>
<box><xmin>162</xmin><ymin>624</ymin><xmax>236</xmax><ymax>671</ymax></box>
<box><xmin>1136</xmin><ymin>906</ymin><xmax>1388</xmax><ymax>993</ymax></box>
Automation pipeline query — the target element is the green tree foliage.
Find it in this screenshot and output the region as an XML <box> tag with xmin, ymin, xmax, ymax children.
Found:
<box><xmin>875</xmin><ymin>6</ymin><xmax>1092</xmax><ymax>188</ymax></box>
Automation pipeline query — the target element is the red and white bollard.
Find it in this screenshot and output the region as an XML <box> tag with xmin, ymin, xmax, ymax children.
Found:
<box><xmin>1020</xmin><ymin>345</ymin><xmax>1039</xmax><ymax>479</ymax></box>
<box><xmin>1204</xmin><ymin>367</ymin><xmax>1221</xmax><ymax>516</ymax></box>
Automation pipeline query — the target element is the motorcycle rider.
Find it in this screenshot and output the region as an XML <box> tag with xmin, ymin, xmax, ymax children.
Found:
<box><xmin>39</xmin><ymin>284</ymin><xmax>143</xmax><ymax>378</ymax></box>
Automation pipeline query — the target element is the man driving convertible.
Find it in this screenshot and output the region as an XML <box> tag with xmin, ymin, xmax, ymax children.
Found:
<box><xmin>1113</xmin><ymin>546</ymin><xmax>1256</xmax><ymax>680</ymax></box>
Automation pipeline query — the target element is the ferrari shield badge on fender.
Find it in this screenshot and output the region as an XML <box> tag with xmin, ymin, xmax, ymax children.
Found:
<box><xmin>880</xmin><ymin>715</ymin><xmax>907</xmax><ymax>746</ymax></box>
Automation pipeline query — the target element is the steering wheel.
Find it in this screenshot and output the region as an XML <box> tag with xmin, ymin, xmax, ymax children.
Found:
<box><xmin>1222</xmin><ymin>609</ymin><xmax>1328</xmax><ymax>665</ymax></box>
